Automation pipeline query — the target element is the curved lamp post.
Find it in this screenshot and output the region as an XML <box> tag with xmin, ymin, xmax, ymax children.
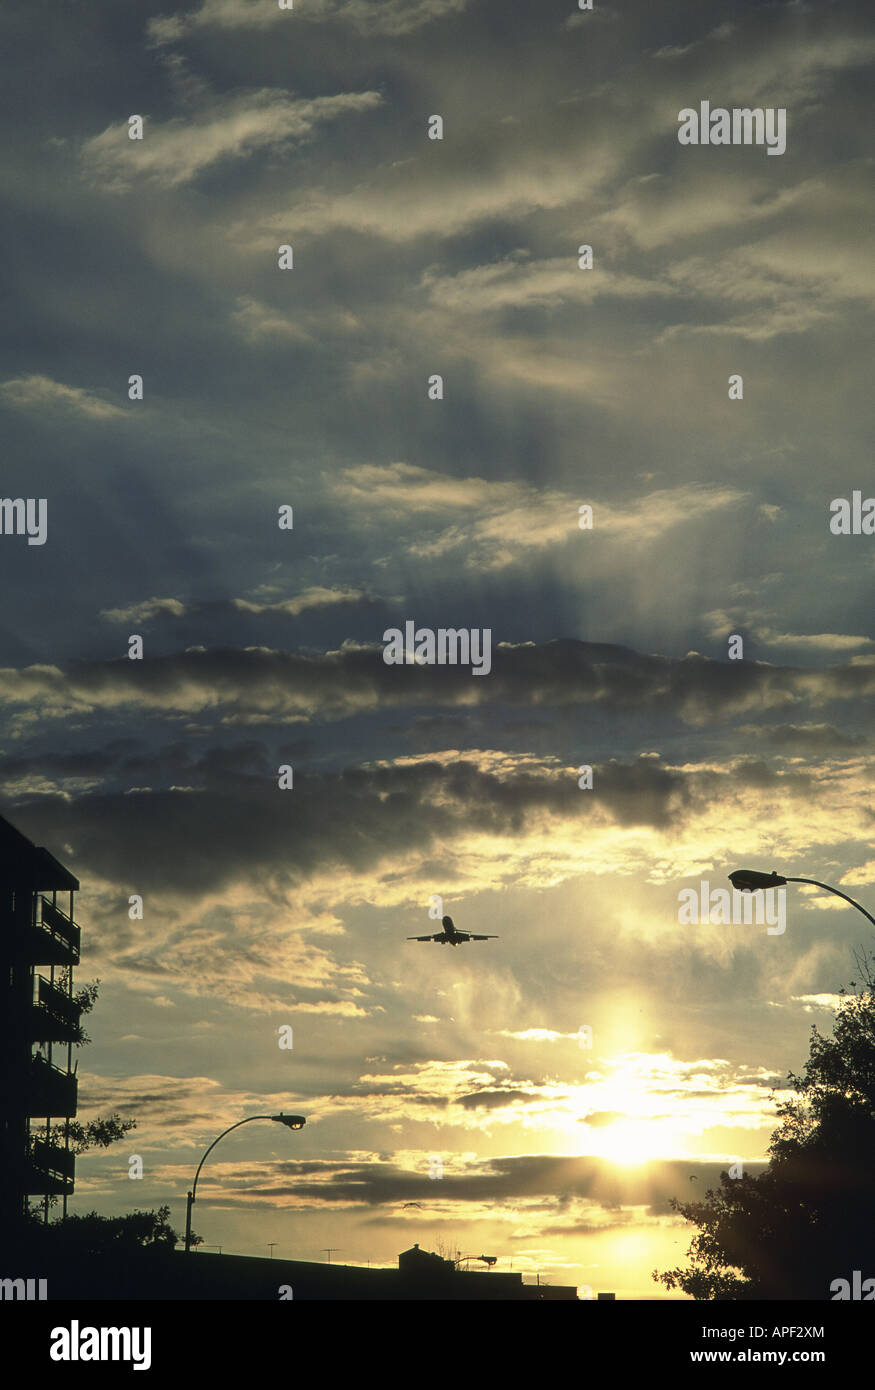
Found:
<box><xmin>728</xmin><ymin>869</ymin><xmax>875</xmax><ymax>929</ymax></box>
<box><xmin>184</xmin><ymin>1112</ymin><xmax>306</xmax><ymax>1254</ymax></box>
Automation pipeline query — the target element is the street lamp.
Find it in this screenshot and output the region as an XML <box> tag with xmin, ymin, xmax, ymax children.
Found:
<box><xmin>184</xmin><ymin>1112</ymin><xmax>306</xmax><ymax>1254</ymax></box>
<box><xmin>728</xmin><ymin>869</ymin><xmax>875</xmax><ymax>928</ymax></box>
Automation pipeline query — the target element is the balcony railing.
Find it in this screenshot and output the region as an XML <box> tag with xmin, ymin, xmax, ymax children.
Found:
<box><xmin>26</xmin><ymin>1138</ymin><xmax>75</xmax><ymax>1195</ymax></box>
<box><xmin>36</xmin><ymin>975</ymin><xmax>80</xmax><ymax>1027</ymax></box>
<box><xmin>29</xmin><ymin>976</ymin><xmax>82</xmax><ymax>1042</ymax></box>
<box><xmin>39</xmin><ymin>897</ymin><xmax>81</xmax><ymax>962</ymax></box>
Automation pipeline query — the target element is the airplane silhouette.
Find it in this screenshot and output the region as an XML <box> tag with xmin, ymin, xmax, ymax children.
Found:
<box><xmin>408</xmin><ymin>914</ymin><xmax>498</xmax><ymax>946</ymax></box>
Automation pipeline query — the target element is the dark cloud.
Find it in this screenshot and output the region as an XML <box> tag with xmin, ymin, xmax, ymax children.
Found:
<box><xmin>737</xmin><ymin>723</ymin><xmax>869</xmax><ymax>755</ymax></box>
<box><xmin>455</xmin><ymin>1088</ymin><xmax>547</xmax><ymax>1110</ymax></box>
<box><xmin>4</xmin><ymin>746</ymin><xmax>690</xmax><ymax>894</ymax></box>
<box><xmin>207</xmin><ymin>1153</ymin><xmax>770</xmax><ymax>1211</ymax></box>
<box><xmin>6</xmin><ymin>639</ymin><xmax>875</xmax><ymax>731</ymax></box>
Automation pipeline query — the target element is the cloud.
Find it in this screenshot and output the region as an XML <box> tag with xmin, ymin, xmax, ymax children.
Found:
<box><xmin>790</xmin><ymin>993</ymin><xmax>846</xmax><ymax>1012</ymax></box>
<box><xmin>7</xmin><ymin>746</ymin><xmax>692</xmax><ymax>899</ymax></box>
<box><xmin>735</xmin><ymin>722</ymin><xmax>868</xmax><ymax>756</ymax></box>
<box><xmin>80</xmin><ymin>89</ymin><xmax>382</xmax><ymax>190</ymax></box>
<box><xmin>421</xmin><ymin>254</ymin><xmax>674</xmax><ymax>315</ymax></box>
<box><xmin>332</xmin><ymin>463</ymin><xmax>747</xmax><ymax>571</ymax></box>
<box><xmin>99</xmin><ymin>589</ymin><xmax>378</xmax><ymax>624</ymax></box>
<box><xmin>149</xmin><ymin>0</ymin><xmax>474</xmax><ymax>44</ymax></box>
<box><xmin>223</xmin><ymin>1051</ymin><xmax>784</xmax><ymax>1161</ymax></box>
<box><xmin>838</xmin><ymin>862</ymin><xmax>875</xmax><ymax>888</ymax></box>
<box><xmin>596</xmin><ymin>173</ymin><xmax>805</xmax><ymax>255</ymax></box>
<box><xmin>229</xmin><ymin>295</ymin><xmax>366</xmax><ymax>345</ymax></box>
<box><xmin>77</xmin><ymin>1071</ymin><xmax>317</xmax><ymax>1147</ymax></box>
<box><xmin>456</xmin><ymin>1088</ymin><xmax>549</xmax><ymax>1111</ymax></box>
<box><xmin>5</xmin><ymin>639</ymin><xmax>875</xmax><ymax>734</ymax></box>
<box><xmin>496</xmin><ymin>1028</ymin><xmax>572</xmax><ymax>1043</ymax></box>
<box><xmin>703</xmin><ymin>609</ymin><xmax>875</xmax><ymax>655</ymax></box>
<box><xmin>652</xmin><ymin>191</ymin><xmax>875</xmax><ymax>342</ymax></box>
<box><xmin>179</xmin><ymin>1146</ymin><xmax>770</xmax><ymax>1212</ymax></box>
<box><xmin>231</xmin><ymin>588</ymin><xmax>380</xmax><ymax>618</ymax></box>
<box><xmin>229</xmin><ymin>296</ymin><xmax>314</xmax><ymax>344</ymax></box>
<box><xmin>228</xmin><ymin>117</ymin><xmax>628</xmax><ymax>248</ymax></box>
<box><xmin>652</xmin><ymin>23</ymin><xmax>734</xmax><ymax>59</ymax></box>
<box><xmin>0</xmin><ymin>375</ymin><xmax>126</xmax><ymax>420</ymax></box>
<box><xmin>7</xmin><ymin>733</ymin><xmax>871</xmax><ymax>967</ymax></box>
<box><xmin>760</xmin><ymin>633</ymin><xmax>875</xmax><ymax>654</ymax></box>
<box><xmin>99</xmin><ymin>598</ymin><xmax>188</xmax><ymax>624</ymax></box>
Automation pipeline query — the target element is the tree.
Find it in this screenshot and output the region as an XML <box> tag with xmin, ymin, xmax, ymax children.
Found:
<box><xmin>434</xmin><ymin>1236</ymin><xmax>460</xmax><ymax>1267</ymax></box>
<box><xmin>64</xmin><ymin>1114</ymin><xmax>137</xmax><ymax>1155</ymax></box>
<box><xmin>34</xmin><ymin>1205</ymin><xmax>182</xmax><ymax>1257</ymax></box>
<box><xmin>654</xmin><ymin>950</ymin><xmax>875</xmax><ymax>1299</ymax></box>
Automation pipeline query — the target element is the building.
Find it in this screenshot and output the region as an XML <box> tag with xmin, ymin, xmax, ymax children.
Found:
<box><xmin>0</xmin><ymin>813</ymin><xmax>82</xmax><ymax>1232</ymax></box>
<box><xmin>397</xmin><ymin>1242</ymin><xmax>455</xmax><ymax>1281</ymax></box>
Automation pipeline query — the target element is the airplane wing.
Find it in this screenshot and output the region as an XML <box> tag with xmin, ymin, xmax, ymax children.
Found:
<box><xmin>469</xmin><ymin>934</ymin><xmax>498</xmax><ymax>940</ymax></box>
<box><xmin>407</xmin><ymin>933</ymin><xmax>443</xmax><ymax>942</ymax></box>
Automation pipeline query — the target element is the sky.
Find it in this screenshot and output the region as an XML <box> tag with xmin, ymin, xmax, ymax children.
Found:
<box><xmin>2</xmin><ymin>0</ymin><xmax>874</xmax><ymax>1298</ymax></box>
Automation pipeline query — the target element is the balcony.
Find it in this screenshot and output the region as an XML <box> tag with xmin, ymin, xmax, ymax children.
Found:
<box><xmin>26</xmin><ymin>1138</ymin><xmax>75</xmax><ymax>1195</ymax></box>
<box><xmin>0</xmin><ymin>1053</ymin><xmax>78</xmax><ymax>1118</ymax></box>
<box><xmin>8</xmin><ymin>897</ymin><xmax>81</xmax><ymax>967</ymax></box>
<box><xmin>27</xmin><ymin>1054</ymin><xmax>78</xmax><ymax>1118</ymax></box>
<box><xmin>29</xmin><ymin>976</ymin><xmax>82</xmax><ymax>1043</ymax></box>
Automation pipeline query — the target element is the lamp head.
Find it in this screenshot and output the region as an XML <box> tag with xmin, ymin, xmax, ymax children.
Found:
<box><xmin>272</xmin><ymin>1113</ymin><xmax>307</xmax><ymax>1130</ymax></box>
<box><xmin>728</xmin><ymin>869</ymin><xmax>788</xmax><ymax>892</ymax></box>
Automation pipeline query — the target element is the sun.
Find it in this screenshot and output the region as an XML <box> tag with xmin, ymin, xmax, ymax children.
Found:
<box><xmin>590</xmin><ymin>1119</ymin><xmax>657</xmax><ymax>1167</ymax></box>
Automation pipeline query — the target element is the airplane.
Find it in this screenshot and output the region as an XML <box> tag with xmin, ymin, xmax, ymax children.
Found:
<box><xmin>407</xmin><ymin>915</ymin><xmax>498</xmax><ymax>946</ymax></box>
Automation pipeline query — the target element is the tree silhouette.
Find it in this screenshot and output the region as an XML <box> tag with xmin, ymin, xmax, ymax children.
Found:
<box><xmin>30</xmin><ymin>1205</ymin><xmax>182</xmax><ymax>1257</ymax></box>
<box><xmin>654</xmin><ymin>950</ymin><xmax>875</xmax><ymax>1299</ymax></box>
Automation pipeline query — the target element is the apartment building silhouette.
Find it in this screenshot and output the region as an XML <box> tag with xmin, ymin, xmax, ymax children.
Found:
<box><xmin>0</xmin><ymin>813</ymin><xmax>82</xmax><ymax>1231</ymax></box>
